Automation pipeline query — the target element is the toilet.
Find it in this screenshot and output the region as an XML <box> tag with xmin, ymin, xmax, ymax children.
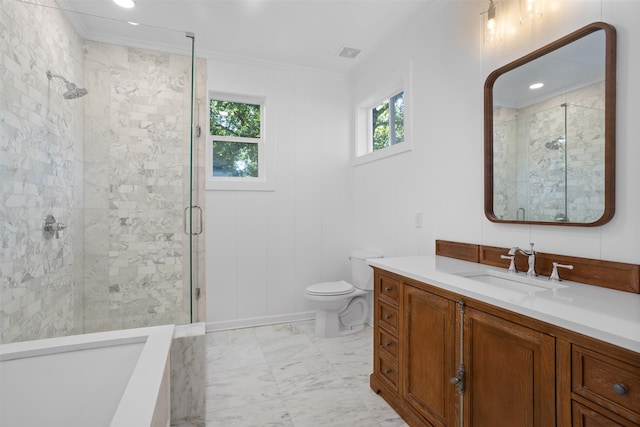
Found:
<box><xmin>305</xmin><ymin>251</ymin><xmax>383</xmax><ymax>338</ymax></box>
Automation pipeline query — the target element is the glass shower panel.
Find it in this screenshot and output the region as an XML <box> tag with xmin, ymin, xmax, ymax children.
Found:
<box><xmin>78</xmin><ymin>17</ymin><xmax>196</xmax><ymax>333</ymax></box>
<box><xmin>565</xmin><ymin>104</ymin><xmax>605</xmax><ymax>223</ymax></box>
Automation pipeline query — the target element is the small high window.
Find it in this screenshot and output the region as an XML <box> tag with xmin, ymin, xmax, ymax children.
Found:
<box><xmin>371</xmin><ymin>91</ymin><xmax>404</xmax><ymax>151</ymax></box>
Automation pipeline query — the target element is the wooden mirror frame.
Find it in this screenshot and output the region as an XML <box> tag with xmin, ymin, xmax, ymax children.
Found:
<box><xmin>484</xmin><ymin>22</ymin><xmax>616</xmax><ymax>226</ymax></box>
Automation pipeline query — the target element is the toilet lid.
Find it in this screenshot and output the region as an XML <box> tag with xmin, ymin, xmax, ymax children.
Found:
<box><xmin>305</xmin><ymin>280</ymin><xmax>354</xmax><ymax>296</ymax></box>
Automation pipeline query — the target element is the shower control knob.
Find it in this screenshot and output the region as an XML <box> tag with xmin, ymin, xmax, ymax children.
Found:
<box><xmin>43</xmin><ymin>215</ymin><xmax>67</xmax><ymax>240</ymax></box>
<box><xmin>53</xmin><ymin>223</ymin><xmax>66</xmax><ymax>239</ymax></box>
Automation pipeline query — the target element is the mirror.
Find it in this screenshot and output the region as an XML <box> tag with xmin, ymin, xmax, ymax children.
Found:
<box><xmin>484</xmin><ymin>22</ymin><xmax>616</xmax><ymax>226</ymax></box>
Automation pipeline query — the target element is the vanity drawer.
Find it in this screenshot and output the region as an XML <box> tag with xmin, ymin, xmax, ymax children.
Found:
<box><xmin>572</xmin><ymin>401</ymin><xmax>635</xmax><ymax>427</ymax></box>
<box><xmin>378</xmin><ymin>356</ymin><xmax>399</xmax><ymax>390</ymax></box>
<box><xmin>379</xmin><ymin>302</ymin><xmax>399</xmax><ymax>333</ymax></box>
<box><xmin>378</xmin><ymin>275</ymin><xmax>399</xmax><ymax>305</ymax></box>
<box><xmin>378</xmin><ymin>329</ymin><xmax>399</xmax><ymax>359</ymax></box>
<box><xmin>572</xmin><ymin>346</ymin><xmax>640</xmax><ymax>422</ymax></box>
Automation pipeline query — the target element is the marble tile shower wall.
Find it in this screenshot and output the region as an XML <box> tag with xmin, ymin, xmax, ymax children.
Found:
<box><xmin>1</xmin><ymin>0</ymin><xmax>85</xmax><ymax>343</ymax></box>
<box><xmin>493</xmin><ymin>82</ymin><xmax>604</xmax><ymax>222</ymax></box>
<box><xmin>83</xmin><ymin>41</ymin><xmax>192</xmax><ymax>333</ymax></box>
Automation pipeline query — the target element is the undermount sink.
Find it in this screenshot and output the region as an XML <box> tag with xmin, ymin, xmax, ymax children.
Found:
<box><xmin>454</xmin><ymin>269</ymin><xmax>568</xmax><ymax>298</ymax></box>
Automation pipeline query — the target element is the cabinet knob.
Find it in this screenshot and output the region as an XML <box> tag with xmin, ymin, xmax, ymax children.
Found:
<box><xmin>384</xmin><ymin>341</ymin><xmax>392</xmax><ymax>347</ymax></box>
<box><xmin>384</xmin><ymin>314</ymin><xmax>392</xmax><ymax>319</ymax></box>
<box><xmin>612</xmin><ymin>383</ymin><xmax>628</xmax><ymax>395</ymax></box>
<box><xmin>384</xmin><ymin>369</ymin><xmax>391</xmax><ymax>374</ymax></box>
<box><xmin>449</xmin><ymin>376</ymin><xmax>461</xmax><ymax>385</ymax></box>
<box><xmin>385</xmin><ymin>287</ymin><xmax>392</xmax><ymax>292</ymax></box>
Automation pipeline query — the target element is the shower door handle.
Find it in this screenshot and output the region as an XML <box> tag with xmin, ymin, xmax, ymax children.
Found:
<box><xmin>183</xmin><ymin>206</ymin><xmax>203</xmax><ymax>235</ymax></box>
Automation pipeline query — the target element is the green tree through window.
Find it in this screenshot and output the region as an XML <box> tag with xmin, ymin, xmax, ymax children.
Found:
<box><xmin>372</xmin><ymin>92</ymin><xmax>404</xmax><ymax>151</ymax></box>
<box><xmin>210</xmin><ymin>99</ymin><xmax>262</xmax><ymax>177</ymax></box>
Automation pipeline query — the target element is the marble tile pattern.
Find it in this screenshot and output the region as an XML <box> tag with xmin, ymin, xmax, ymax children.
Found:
<box><xmin>1</xmin><ymin>0</ymin><xmax>85</xmax><ymax>343</ymax></box>
<box><xmin>202</xmin><ymin>321</ymin><xmax>408</xmax><ymax>427</ymax></box>
<box><xmin>171</xmin><ymin>323</ymin><xmax>206</xmax><ymax>426</ymax></box>
<box><xmin>493</xmin><ymin>82</ymin><xmax>605</xmax><ymax>222</ymax></box>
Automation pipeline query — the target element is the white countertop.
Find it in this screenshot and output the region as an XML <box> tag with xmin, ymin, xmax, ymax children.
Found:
<box><xmin>368</xmin><ymin>255</ymin><xmax>640</xmax><ymax>353</ymax></box>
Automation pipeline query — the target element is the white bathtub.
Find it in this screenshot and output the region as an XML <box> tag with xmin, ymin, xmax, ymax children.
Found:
<box><xmin>0</xmin><ymin>324</ymin><xmax>174</xmax><ymax>427</ymax></box>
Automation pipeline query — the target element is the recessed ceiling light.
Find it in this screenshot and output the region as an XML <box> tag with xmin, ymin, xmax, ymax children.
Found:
<box><xmin>529</xmin><ymin>82</ymin><xmax>544</xmax><ymax>89</ymax></box>
<box><xmin>113</xmin><ymin>0</ymin><xmax>135</xmax><ymax>8</ymax></box>
<box><xmin>338</xmin><ymin>46</ymin><xmax>362</xmax><ymax>59</ymax></box>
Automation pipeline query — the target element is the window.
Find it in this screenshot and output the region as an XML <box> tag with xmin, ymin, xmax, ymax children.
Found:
<box><xmin>372</xmin><ymin>91</ymin><xmax>404</xmax><ymax>151</ymax></box>
<box><xmin>207</xmin><ymin>93</ymin><xmax>272</xmax><ymax>190</ymax></box>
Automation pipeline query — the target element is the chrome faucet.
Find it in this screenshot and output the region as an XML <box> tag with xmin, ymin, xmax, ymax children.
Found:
<box><xmin>508</xmin><ymin>243</ymin><xmax>536</xmax><ymax>277</ymax></box>
<box><xmin>500</xmin><ymin>254</ymin><xmax>517</xmax><ymax>273</ymax></box>
<box><xmin>549</xmin><ymin>262</ymin><xmax>573</xmax><ymax>282</ymax></box>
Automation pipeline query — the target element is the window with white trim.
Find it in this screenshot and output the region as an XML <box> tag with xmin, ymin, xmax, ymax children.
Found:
<box><xmin>372</xmin><ymin>91</ymin><xmax>404</xmax><ymax>151</ymax></box>
<box><xmin>207</xmin><ymin>92</ymin><xmax>272</xmax><ymax>190</ymax></box>
<box><xmin>354</xmin><ymin>87</ymin><xmax>410</xmax><ymax>165</ymax></box>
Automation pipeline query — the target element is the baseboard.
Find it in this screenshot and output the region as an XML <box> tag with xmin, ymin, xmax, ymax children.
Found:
<box><xmin>205</xmin><ymin>311</ymin><xmax>316</xmax><ymax>332</ymax></box>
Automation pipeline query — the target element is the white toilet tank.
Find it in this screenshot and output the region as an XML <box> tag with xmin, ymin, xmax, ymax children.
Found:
<box><xmin>350</xmin><ymin>250</ymin><xmax>383</xmax><ymax>290</ymax></box>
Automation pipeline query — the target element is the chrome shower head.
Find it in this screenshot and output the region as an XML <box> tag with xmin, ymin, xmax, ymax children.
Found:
<box><xmin>545</xmin><ymin>140</ymin><xmax>560</xmax><ymax>150</ymax></box>
<box><xmin>63</xmin><ymin>82</ymin><xmax>88</xmax><ymax>99</ymax></box>
<box><xmin>46</xmin><ymin>70</ymin><xmax>88</xmax><ymax>99</ymax></box>
<box><xmin>545</xmin><ymin>136</ymin><xmax>565</xmax><ymax>150</ymax></box>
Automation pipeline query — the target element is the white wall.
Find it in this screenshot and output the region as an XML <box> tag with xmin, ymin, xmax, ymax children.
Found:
<box><xmin>352</xmin><ymin>0</ymin><xmax>640</xmax><ymax>265</ymax></box>
<box><xmin>205</xmin><ymin>59</ymin><xmax>353</xmax><ymax>329</ymax></box>
<box><xmin>206</xmin><ymin>0</ymin><xmax>640</xmax><ymax>328</ymax></box>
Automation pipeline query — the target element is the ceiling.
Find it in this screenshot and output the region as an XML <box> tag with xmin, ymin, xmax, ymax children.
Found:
<box><xmin>493</xmin><ymin>29</ymin><xmax>606</xmax><ymax>109</ymax></box>
<box><xmin>56</xmin><ymin>0</ymin><xmax>433</xmax><ymax>74</ymax></box>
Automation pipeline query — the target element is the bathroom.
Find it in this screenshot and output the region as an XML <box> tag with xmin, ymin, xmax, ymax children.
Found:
<box><xmin>1</xmin><ymin>0</ymin><xmax>639</xmax><ymax>426</ymax></box>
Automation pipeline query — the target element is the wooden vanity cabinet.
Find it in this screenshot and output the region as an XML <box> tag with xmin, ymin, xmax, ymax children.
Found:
<box><xmin>370</xmin><ymin>267</ymin><xmax>640</xmax><ymax>427</ymax></box>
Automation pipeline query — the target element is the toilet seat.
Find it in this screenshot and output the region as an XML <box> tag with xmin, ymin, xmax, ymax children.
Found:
<box><xmin>305</xmin><ymin>280</ymin><xmax>354</xmax><ymax>296</ymax></box>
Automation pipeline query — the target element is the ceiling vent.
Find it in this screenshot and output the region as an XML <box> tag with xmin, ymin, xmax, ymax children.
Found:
<box><xmin>337</xmin><ymin>46</ymin><xmax>362</xmax><ymax>59</ymax></box>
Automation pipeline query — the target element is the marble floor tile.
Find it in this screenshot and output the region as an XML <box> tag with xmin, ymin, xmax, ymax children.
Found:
<box><xmin>206</xmin><ymin>398</ymin><xmax>293</xmax><ymax>427</ymax></box>
<box><xmin>260</xmin><ymin>333</ymin><xmax>320</xmax><ymax>364</ymax></box>
<box><xmin>207</xmin><ymin>326</ymin><xmax>258</xmax><ymax>347</ymax></box>
<box><xmin>206</xmin><ymin>340</ymin><xmax>265</xmax><ymax>371</ymax></box>
<box><xmin>284</xmin><ymin>386</ymin><xmax>380</xmax><ymax>427</ymax></box>
<box><xmin>205</xmin><ymin>322</ymin><xmax>408</xmax><ymax>427</ymax></box>
<box><xmin>206</xmin><ymin>362</ymin><xmax>280</xmax><ymax>411</ymax></box>
<box><xmin>270</xmin><ymin>354</ymin><xmax>344</xmax><ymax>398</ymax></box>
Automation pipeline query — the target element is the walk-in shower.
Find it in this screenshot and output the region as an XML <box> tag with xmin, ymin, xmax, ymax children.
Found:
<box><xmin>46</xmin><ymin>70</ymin><xmax>88</xmax><ymax>99</ymax></box>
<box><xmin>1</xmin><ymin>1</ymin><xmax>204</xmax><ymax>345</ymax></box>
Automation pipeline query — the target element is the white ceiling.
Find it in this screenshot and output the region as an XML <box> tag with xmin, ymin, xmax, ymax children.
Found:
<box><xmin>493</xmin><ymin>29</ymin><xmax>606</xmax><ymax>108</ymax></box>
<box><xmin>56</xmin><ymin>0</ymin><xmax>434</xmax><ymax>73</ymax></box>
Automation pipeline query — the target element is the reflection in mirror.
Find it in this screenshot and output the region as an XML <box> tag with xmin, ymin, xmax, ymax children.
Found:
<box><xmin>484</xmin><ymin>22</ymin><xmax>616</xmax><ymax>226</ymax></box>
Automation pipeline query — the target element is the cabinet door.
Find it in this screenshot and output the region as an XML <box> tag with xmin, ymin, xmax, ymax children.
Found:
<box><xmin>403</xmin><ymin>285</ymin><xmax>457</xmax><ymax>427</ymax></box>
<box><xmin>464</xmin><ymin>307</ymin><xmax>556</xmax><ymax>427</ymax></box>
